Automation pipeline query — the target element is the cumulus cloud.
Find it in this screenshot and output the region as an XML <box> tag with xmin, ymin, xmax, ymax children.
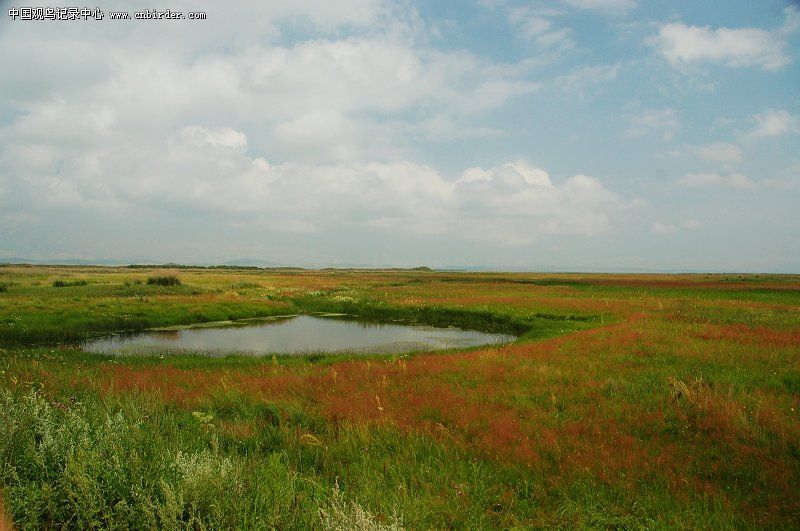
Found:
<box><xmin>0</xmin><ymin>116</ymin><xmax>623</xmax><ymax>248</ymax></box>
<box><xmin>0</xmin><ymin>0</ymin><xmax>630</xmax><ymax>263</ymax></box>
<box><xmin>451</xmin><ymin>161</ymin><xmax>621</xmax><ymax>243</ymax></box>
<box><xmin>0</xmin><ymin>1</ymin><xmax>538</xmax><ymax>166</ymax></box>
<box><xmin>651</xmin><ymin>7</ymin><xmax>799</xmax><ymax>71</ymax></box>
<box><xmin>678</xmin><ymin>172</ymin><xmax>754</xmax><ymax>188</ymax></box>
<box><xmin>747</xmin><ymin>109</ymin><xmax>800</xmax><ymax>139</ymax></box>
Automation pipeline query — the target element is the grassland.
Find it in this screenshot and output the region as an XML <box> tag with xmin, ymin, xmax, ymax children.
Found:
<box><xmin>0</xmin><ymin>265</ymin><xmax>798</xmax><ymax>529</ymax></box>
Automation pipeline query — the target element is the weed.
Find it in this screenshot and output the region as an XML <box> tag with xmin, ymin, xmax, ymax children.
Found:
<box><xmin>668</xmin><ymin>376</ymin><xmax>707</xmax><ymax>407</ymax></box>
<box><xmin>319</xmin><ymin>482</ymin><xmax>403</xmax><ymax>531</ymax></box>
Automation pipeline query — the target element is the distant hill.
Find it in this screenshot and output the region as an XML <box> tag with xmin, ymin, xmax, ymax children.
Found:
<box><xmin>0</xmin><ymin>257</ymin><xmax>125</xmax><ymax>266</ymax></box>
<box><xmin>1</xmin><ymin>256</ymin><xmax>762</xmax><ymax>274</ymax></box>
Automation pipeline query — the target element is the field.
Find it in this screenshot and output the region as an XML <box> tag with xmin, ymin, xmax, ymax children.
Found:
<box><xmin>0</xmin><ymin>265</ymin><xmax>798</xmax><ymax>529</ymax></box>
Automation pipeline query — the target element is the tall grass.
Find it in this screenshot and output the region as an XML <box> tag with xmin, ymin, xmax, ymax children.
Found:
<box><xmin>0</xmin><ymin>275</ymin><xmax>596</xmax><ymax>344</ymax></box>
<box><xmin>0</xmin><ymin>389</ymin><xmax>344</xmax><ymax>529</ymax></box>
<box><xmin>52</xmin><ymin>279</ymin><xmax>89</xmax><ymax>288</ymax></box>
<box><xmin>290</xmin><ymin>295</ymin><xmax>596</xmax><ymax>339</ymax></box>
<box><xmin>147</xmin><ymin>275</ymin><xmax>182</xmax><ymax>286</ymax></box>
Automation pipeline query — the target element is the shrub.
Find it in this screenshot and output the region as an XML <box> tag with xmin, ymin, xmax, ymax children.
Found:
<box><xmin>319</xmin><ymin>482</ymin><xmax>403</xmax><ymax>531</ymax></box>
<box><xmin>0</xmin><ymin>390</ymin><xmax>243</xmax><ymax>529</ymax></box>
<box><xmin>0</xmin><ymin>283</ymin><xmax>8</xmax><ymax>293</ymax></box>
<box><xmin>147</xmin><ymin>275</ymin><xmax>182</xmax><ymax>287</ymax></box>
<box><xmin>52</xmin><ymin>279</ymin><xmax>89</xmax><ymax>288</ymax></box>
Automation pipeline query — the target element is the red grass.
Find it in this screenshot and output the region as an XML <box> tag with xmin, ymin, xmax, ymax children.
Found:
<box><xmin>694</xmin><ymin>323</ymin><xmax>800</xmax><ymax>348</ymax></box>
<box><xmin>82</xmin><ymin>303</ymin><xmax>799</xmax><ymax>521</ymax></box>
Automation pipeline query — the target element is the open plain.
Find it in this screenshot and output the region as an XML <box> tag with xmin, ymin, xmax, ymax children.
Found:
<box><xmin>0</xmin><ymin>265</ymin><xmax>798</xmax><ymax>528</ymax></box>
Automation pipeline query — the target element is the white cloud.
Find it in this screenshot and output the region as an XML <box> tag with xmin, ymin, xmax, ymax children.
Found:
<box><xmin>0</xmin><ymin>114</ymin><xmax>623</xmax><ymax>247</ymax></box>
<box><xmin>651</xmin><ymin>7</ymin><xmax>799</xmax><ymax>71</ymax></box>
<box><xmin>785</xmin><ymin>4</ymin><xmax>800</xmax><ymax>31</ymax></box>
<box><xmin>2</xmin><ymin>0</ymin><xmax>596</xmax><ymax>262</ymax></box>
<box><xmin>666</xmin><ymin>142</ymin><xmax>743</xmax><ymax>167</ymax></box>
<box><xmin>508</xmin><ymin>7</ymin><xmax>574</xmax><ymax>52</ymax></box>
<box><xmin>653</xmin><ymin>219</ymin><xmax>701</xmax><ymax>234</ymax></box>
<box><xmin>0</xmin><ymin>10</ymin><xmax>538</xmax><ymax>166</ymax></box>
<box><xmin>553</xmin><ymin>63</ymin><xmax>621</xmax><ymax>97</ymax></box>
<box><xmin>747</xmin><ymin>109</ymin><xmax>800</xmax><ymax>139</ymax></box>
<box><xmin>652</xmin><ymin>222</ymin><xmax>676</xmax><ymax>235</ymax></box>
<box><xmin>563</xmin><ymin>0</ymin><xmax>636</xmax><ymax>11</ymax></box>
<box><xmin>181</xmin><ymin>126</ymin><xmax>247</xmax><ymax>149</ymax></box>
<box><xmin>377</xmin><ymin>161</ymin><xmax>623</xmax><ymax>245</ymax></box>
<box><xmin>678</xmin><ymin>172</ymin><xmax>754</xmax><ymax>188</ymax></box>
<box><xmin>692</xmin><ymin>142</ymin><xmax>743</xmax><ymax>165</ymax></box>
<box><xmin>625</xmin><ymin>109</ymin><xmax>680</xmax><ymax>140</ymax></box>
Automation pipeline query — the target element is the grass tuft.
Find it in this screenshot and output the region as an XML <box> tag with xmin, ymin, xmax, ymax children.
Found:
<box><xmin>52</xmin><ymin>279</ymin><xmax>89</xmax><ymax>288</ymax></box>
<box><xmin>319</xmin><ymin>482</ymin><xmax>403</xmax><ymax>530</ymax></box>
<box><xmin>147</xmin><ymin>275</ymin><xmax>182</xmax><ymax>286</ymax></box>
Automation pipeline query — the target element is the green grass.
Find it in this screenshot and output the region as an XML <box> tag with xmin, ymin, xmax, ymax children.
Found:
<box><xmin>0</xmin><ymin>384</ymin><xmax>752</xmax><ymax>529</ymax></box>
<box><xmin>0</xmin><ymin>266</ymin><xmax>798</xmax><ymax>528</ymax></box>
<box><xmin>290</xmin><ymin>294</ymin><xmax>598</xmax><ymax>340</ymax></box>
<box><xmin>147</xmin><ymin>275</ymin><xmax>182</xmax><ymax>287</ymax></box>
<box><xmin>0</xmin><ymin>269</ymin><xmax>598</xmax><ymax>345</ymax></box>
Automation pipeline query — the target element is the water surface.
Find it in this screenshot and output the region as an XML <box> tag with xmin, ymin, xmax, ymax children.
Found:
<box><xmin>81</xmin><ymin>315</ymin><xmax>514</xmax><ymax>356</ymax></box>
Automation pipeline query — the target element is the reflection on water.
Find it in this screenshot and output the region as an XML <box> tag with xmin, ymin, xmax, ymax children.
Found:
<box><xmin>151</xmin><ymin>330</ymin><xmax>181</xmax><ymax>341</ymax></box>
<box><xmin>81</xmin><ymin>315</ymin><xmax>515</xmax><ymax>357</ymax></box>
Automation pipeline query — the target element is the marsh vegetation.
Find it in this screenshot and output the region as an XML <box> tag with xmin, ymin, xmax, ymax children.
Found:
<box><xmin>0</xmin><ymin>265</ymin><xmax>798</xmax><ymax>528</ymax></box>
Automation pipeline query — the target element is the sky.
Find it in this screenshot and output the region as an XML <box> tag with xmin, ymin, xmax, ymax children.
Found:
<box><xmin>1</xmin><ymin>0</ymin><xmax>799</xmax><ymax>271</ymax></box>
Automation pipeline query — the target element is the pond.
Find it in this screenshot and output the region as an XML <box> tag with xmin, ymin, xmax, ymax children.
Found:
<box><xmin>81</xmin><ymin>315</ymin><xmax>515</xmax><ymax>356</ymax></box>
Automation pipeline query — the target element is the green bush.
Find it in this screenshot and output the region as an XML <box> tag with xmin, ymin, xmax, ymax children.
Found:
<box><xmin>0</xmin><ymin>390</ymin><xmax>244</xmax><ymax>529</ymax></box>
<box><xmin>52</xmin><ymin>279</ymin><xmax>89</xmax><ymax>288</ymax></box>
<box><xmin>147</xmin><ymin>275</ymin><xmax>182</xmax><ymax>287</ymax></box>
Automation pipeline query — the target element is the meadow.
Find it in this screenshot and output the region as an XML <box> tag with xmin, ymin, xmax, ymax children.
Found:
<box><xmin>0</xmin><ymin>264</ymin><xmax>798</xmax><ymax>529</ymax></box>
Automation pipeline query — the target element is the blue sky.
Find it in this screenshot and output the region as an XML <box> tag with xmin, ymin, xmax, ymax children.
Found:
<box><xmin>1</xmin><ymin>0</ymin><xmax>799</xmax><ymax>271</ymax></box>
